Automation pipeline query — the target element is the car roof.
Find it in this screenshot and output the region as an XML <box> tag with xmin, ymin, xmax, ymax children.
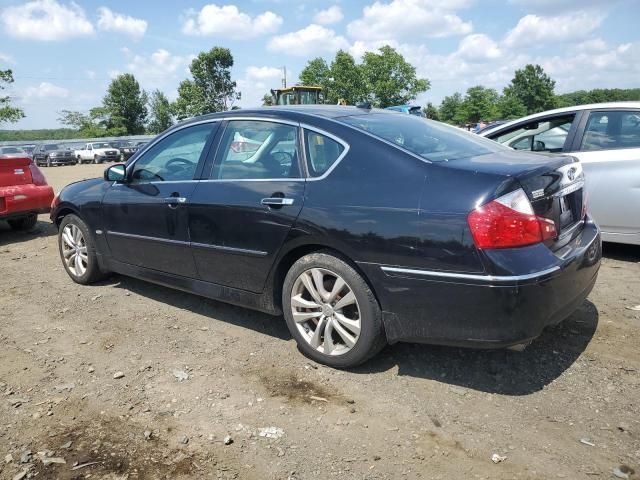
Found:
<box><xmin>481</xmin><ymin>101</ymin><xmax>640</xmax><ymax>136</ymax></box>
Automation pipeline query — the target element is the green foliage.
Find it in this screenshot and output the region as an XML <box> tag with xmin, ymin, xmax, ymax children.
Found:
<box><xmin>503</xmin><ymin>64</ymin><xmax>556</xmax><ymax>115</ymax></box>
<box><xmin>0</xmin><ymin>69</ymin><xmax>25</xmax><ymax>125</ymax></box>
<box><xmin>298</xmin><ymin>58</ymin><xmax>331</xmax><ymax>90</ymax></box>
<box><xmin>424</xmin><ymin>102</ymin><xmax>439</xmax><ymax>120</ymax></box>
<box><xmin>0</xmin><ymin>128</ymin><xmax>78</xmax><ymax>141</ymax></box>
<box><xmin>496</xmin><ymin>94</ymin><xmax>527</xmax><ymax>119</ymax></box>
<box><xmin>329</xmin><ymin>51</ymin><xmax>366</xmax><ymax>105</ymax></box>
<box><xmin>459</xmin><ymin>86</ymin><xmax>499</xmax><ymax>123</ymax></box>
<box><xmin>147</xmin><ymin>90</ymin><xmax>173</xmax><ymax>134</ymax></box>
<box><xmin>173</xmin><ymin>47</ymin><xmax>240</xmax><ymax>119</ymax></box>
<box><xmin>262</xmin><ymin>93</ymin><xmax>274</xmax><ymax>106</ymax></box>
<box><xmin>555</xmin><ymin>88</ymin><xmax>640</xmax><ymax>107</ymax></box>
<box><xmin>57</xmin><ymin>108</ymin><xmax>126</xmax><ymax>138</ymax></box>
<box><xmin>103</xmin><ymin>73</ymin><xmax>148</xmax><ymax>134</ymax></box>
<box><xmin>361</xmin><ymin>46</ymin><xmax>430</xmax><ymax>108</ymax></box>
<box><xmin>438</xmin><ymin>93</ymin><xmax>464</xmax><ymax>124</ymax></box>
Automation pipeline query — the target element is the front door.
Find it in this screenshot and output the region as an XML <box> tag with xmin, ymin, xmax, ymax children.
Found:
<box><xmin>102</xmin><ymin>122</ymin><xmax>218</xmax><ymax>277</ymax></box>
<box><xmin>188</xmin><ymin>119</ymin><xmax>305</xmax><ymax>292</ymax></box>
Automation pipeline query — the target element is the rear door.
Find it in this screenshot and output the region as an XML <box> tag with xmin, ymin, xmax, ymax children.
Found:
<box><xmin>188</xmin><ymin>119</ymin><xmax>305</xmax><ymax>292</ymax></box>
<box><xmin>568</xmin><ymin>109</ymin><xmax>640</xmax><ymax>236</ymax></box>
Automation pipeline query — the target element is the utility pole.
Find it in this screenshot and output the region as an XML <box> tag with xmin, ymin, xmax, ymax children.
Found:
<box><xmin>282</xmin><ymin>66</ymin><xmax>287</xmax><ymax>88</ymax></box>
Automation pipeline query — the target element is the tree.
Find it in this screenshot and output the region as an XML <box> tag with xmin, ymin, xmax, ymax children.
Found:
<box><xmin>0</xmin><ymin>69</ymin><xmax>25</xmax><ymax>125</ymax></box>
<box><xmin>360</xmin><ymin>46</ymin><xmax>430</xmax><ymax>108</ymax></box>
<box><xmin>262</xmin><ymin>93</ymin><xmax>274</xmax><ymax>106</ymax></box>
<box><xmin>147</xmin><ymin>90</ymin><xmax>173</xmax><ymax>134</ymax></box>
<box><xmin>439</xmin><ymin>92</ymin><xmax>464</xmax><ymax>124</ymax></box>
<box><xmin>496</xmin><ymin>94</ymin><xmax>527</xmax><ymax>119</ymax></box>
<box><xmin>328</xmin><ymin>50</ymin><xmax>366</xmax><ymax>105</ymax></box>
<box><xmin>504</xmin><ymin>64</ymin><xmax>555</xmax><ymax>115</ymax></box>
<box><xmin>460</xmin><ymin>86</ymin><xmax>499</xmax><ymax>123</ymax></box>
<box><xmin>103</xmin><ymin>73</ymin><xmax>148</xmax><ymax>134</ymax></box>
<box><xmin>173</xmin><ymin>47</ymin><xmax>240</xmax><ymax>119</ymax></box>
<box><xmin>424</xmin><ymin>102</ymin><xmax>439</xmax><ymax>120</ymax></box>
<box><xmin>58</xmin><ymin>107</ymin><xmax>126</xmax><ymax>137</ymax></box>
<box><xmin>299</xmin><ymin>57</ymin><xmax>331</xmax><ymax>89</ymax></box>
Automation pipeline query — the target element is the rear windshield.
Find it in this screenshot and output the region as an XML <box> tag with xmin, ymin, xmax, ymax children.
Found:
<box><xmin>339</xmin><ymin>113</ymin><xmax>508</xmax><ymax>162</ymax></box>
<box><xmin>0</xmin><ymin>147</ymin><xmax>24</xmax><ymax>154</ymax></box>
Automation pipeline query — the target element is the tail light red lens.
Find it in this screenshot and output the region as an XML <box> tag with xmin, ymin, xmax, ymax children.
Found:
<box><xmin>28</xmin><ymin>163</ymin><xmax>48</xmax><ymax>186</ymax></box>
<box><xmin>468</xmin><ymin>189</ymin><xmax>557</xmax><ymax>249</ymax></box>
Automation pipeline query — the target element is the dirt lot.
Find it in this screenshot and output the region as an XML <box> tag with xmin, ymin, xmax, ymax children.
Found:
<box><xmin>1</xmin><ymin>163</ymin><xmax>639</xmax><ymax>480</ymax></box>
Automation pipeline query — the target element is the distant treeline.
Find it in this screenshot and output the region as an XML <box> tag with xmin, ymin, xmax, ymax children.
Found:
<box><xmin>0</xmin><ymin>128</ymin><xmax>80</xmax><ymax>142</ymax></box>
<box><xmin>555</xmin><ymin>88</ymin><xmax>640</xmax><ymax>107</ymax></box>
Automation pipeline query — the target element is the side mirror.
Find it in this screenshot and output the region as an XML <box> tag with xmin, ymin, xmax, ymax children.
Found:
<box><xmin>105</xmin><ymin>164</ymin><xmax>126</xmax><ymax>182</ymax></box>
<box><xmin>533</xmin><ymin>140</ymin><xmax>546</xmax><ymax>152</ymax></box>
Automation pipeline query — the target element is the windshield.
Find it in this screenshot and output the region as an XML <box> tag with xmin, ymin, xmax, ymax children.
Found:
<box><xmin>44</xmin><ymin>144</ymin><xmax>60</xmax><ymax>151</ymax></box>
<box><xmin>91</xmin><ymin>142</ymin><xmax>111</xmax><ymax>149</ymax></box>
<box><xmin>339</xmin><ymin>113</ymin><xmax>508</xmax><ymax>162</ymax></box>
<box><xmin>0</xmin><ymin>147</ymin><xmax>25</xmax><ymax>154</ymax></box>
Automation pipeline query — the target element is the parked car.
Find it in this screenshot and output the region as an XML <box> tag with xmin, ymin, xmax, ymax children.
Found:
<box><xmin>19</xmin><ymin>144</ymin><xmax>36</xmax><ymax>157</ymax></box>
<box><xmin>109</xmin><ymin>140</ymin><xmax>139</xmax><ymax>162</ymax></box>
<box><xmin>75</xmin><ymin>142</ymin><xmax>120</xmax><ymax>164</ymax></box>
<box><xmin>480</xmin><ymin>102</ymin><xmax>640</xmax><ymax>245</ymax></box>
<box><xmin>33</xmin><ymin>143</ymin><xmax>76</xmax><ymax>167</ymax></box>
<box><xmin>51</xmin><ymin>106</ymin><xmax>601</xmax><ymax>367</ymax></box>
<box><xmin>385</xmin><ymin>105</ymin><xmax>425</xmax><ymax>116</ymax></box>
<box><xmin>1</xmin><ymin>153</ymin><xmax>54</xmax><ymax>230</ymax></box>
<box><xmin>475</xmin><ymin>121</ymin><xmax>506</xmax><ymax>135</ymax></box>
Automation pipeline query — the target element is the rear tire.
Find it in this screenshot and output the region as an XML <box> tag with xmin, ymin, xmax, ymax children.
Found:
<box><xmin>282</xmin><ymin>252</ymin><xmax>386</xmax><ymax>368</ymax></box>
<box><xmin>58</xmin><ymin>214</ymin><xmax>107</xmax><ymax>284</ymax></box>
<box><xmin>8</xmin><ymin>214</ymin><xmax>37</xmax><ymax>231</ymax></box>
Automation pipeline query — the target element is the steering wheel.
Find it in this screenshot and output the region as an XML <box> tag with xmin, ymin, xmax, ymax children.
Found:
<box><xmin>166</xmin><ymin>157</ymin><xmax>195</xmax><ymax>170</ymax></box>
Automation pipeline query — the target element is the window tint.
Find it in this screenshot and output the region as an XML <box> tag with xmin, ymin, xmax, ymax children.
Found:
<box><xmin>304</xmin><ymin>130</ymin><xmax>345</xmax><ymax>177</ymax></box>
<box><xmin>131</xmin><ymin>123</ymin><xmax>213</xmax><ymax>183</ymax></box>
<box><xmin>492</xmin><ymin>115</ymin><xmax>575</xmax><ymax>152</ymax></box>
<box><xmin>581</xmin><ymin>110</ymin><xmax>640</xmax><ymax>151</ymax></box>
<box><xmin>213</xmin><ymin>120</ymin><xmax>301</xmax><ymax>180</ymax></box>
<box><xmin>340</xmin><ymin>113</ymin><xmax>507</xmax><ymax>162</ymax></box>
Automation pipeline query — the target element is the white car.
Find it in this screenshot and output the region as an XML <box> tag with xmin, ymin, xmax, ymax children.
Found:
<box><xmin>480</xmin><ymin>102</ymin><xmax>640</xmax><ymax>246</ymax></box>
<box><xmin>75</xmin><ymin>142</ymin><xmax>120</xmax><ymax>164</ymax></box>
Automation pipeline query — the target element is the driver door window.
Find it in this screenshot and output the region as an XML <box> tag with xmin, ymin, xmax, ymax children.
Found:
<box><xmin>493</xmin><ymin>114</ymin><xmax>575</xmax><ymax>152</ymax></box>
<box><xmin>212</xmin><ymin>120</ymin><xmax>301</xmax><ymax>180</ymax></box>
<box><xmin>131</xmin><ymin>123</ymin><xmax>214</xmax><ymax>183</ymax></box>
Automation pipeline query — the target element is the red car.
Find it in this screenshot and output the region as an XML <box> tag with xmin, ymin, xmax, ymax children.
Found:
<box><xmin>0</xmin><ymin>154</ymin><xmax>54</xmax><ymax>230</ymax></box>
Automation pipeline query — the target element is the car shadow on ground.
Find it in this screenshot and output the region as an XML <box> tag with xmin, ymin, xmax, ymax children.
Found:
<box><xmin>353</xmin><ymin>300</ymin><xmax>599</xmax><ymax>396</ymax></box>
<box><xmin>602</xmin><ymin>241</ymin><xmax>640</xmax><ymax>262</ymax></box>
<box><xmin>0</xmin><ymin>220</ymin><xmax>56</xmax><ymax>247</ymax></box>
<box><xmin>105</xmin><ymin>275</ymin><xmax>292</xmax><ymax>341</ymax></box>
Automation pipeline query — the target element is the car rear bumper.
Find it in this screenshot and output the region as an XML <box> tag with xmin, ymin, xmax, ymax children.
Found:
<box><xmin>360</xmin><ymin>218</ymin><xmax>601</xmax><ymax>348</ymax></box>
<box><xmin>0</xmin><ymin>184</ymin><xmax>55</xmax><ymax>219</ymax></box>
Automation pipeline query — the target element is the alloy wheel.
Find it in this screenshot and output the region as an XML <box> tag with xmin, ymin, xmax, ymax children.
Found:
<box><xmin>61</xmin><ymin>223</ymin><xmax>88</xmax><ymax>277</ymax></box>
<box><xmin>290</xmin><ymin>268</ymin><xmax>361</xmax><ymax>356</ymax></box>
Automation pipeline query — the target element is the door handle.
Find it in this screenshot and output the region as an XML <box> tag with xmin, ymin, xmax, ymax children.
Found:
<box><xmin>261</xmin><ymin>197</ymin><xmax>294</xmax><ymax>207</ymax></box>
<box><xmin>165</xmin><ymin>196</ymin><xmax>187</xmax><ymax>209</ymax></box>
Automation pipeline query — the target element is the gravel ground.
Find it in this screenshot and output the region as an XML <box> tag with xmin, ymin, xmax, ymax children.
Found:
<box><xmin>0</xmin><ymin>163</ymin><xmax>638</xmax><ymax>480</ymax></box>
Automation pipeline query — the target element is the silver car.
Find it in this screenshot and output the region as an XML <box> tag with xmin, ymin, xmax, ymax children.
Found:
<box><xmin>480</xmin><ymin>102</ymin><xmax>640</xmax><ymax>246</ymax></box>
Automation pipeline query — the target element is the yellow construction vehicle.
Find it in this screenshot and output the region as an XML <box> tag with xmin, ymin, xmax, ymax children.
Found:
<box><xmin>271</xmin><ymin>86</ymin><xmax>325</xmax><ymax>105</ymax></box>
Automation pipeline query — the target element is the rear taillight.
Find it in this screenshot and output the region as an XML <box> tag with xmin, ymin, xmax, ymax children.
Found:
<box><xmin>29</xmin><ymin>163</ymin><xmax>48</xmax><ymax>186</ymax></box>
<box><xmin>468</xmin><ymin>188</ymin><xmax>557</xmax><ymax>249</ymax></box>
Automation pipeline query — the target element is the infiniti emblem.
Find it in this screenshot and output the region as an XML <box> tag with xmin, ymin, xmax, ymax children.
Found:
<box><xmin>567</xmin><ymin>167</ymin><xmax>576</xmax><ymax>181</ymax></box>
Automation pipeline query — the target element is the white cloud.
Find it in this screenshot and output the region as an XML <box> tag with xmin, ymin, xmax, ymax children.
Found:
<box><xmin>24</xmin><ymin>82</ymin><xmax>69</xmax><ymax>99</ymax></box>
<box><xmin>182</xmin><ymin>4</ymin><xmax>282</xmax><ymax>38</ymax></box>
<box><xmin>456</xmin><ymin>33</ymin><xmax>502</xmax><ymax>62</ymax></box>
<box><xmin>123</xmin><ymin>49</ymin><xmax>194</xmax><ymax>94</ymax></box>
<box><xmin>504</xmin><ymin>12</ymin><xmax>605</xmax><ymax>48</ymax></box>
<box><xmin>347</xmin><ymin>0</ymin><xmax>472</xmax><ymax>42</ymax></box>
<box><xmin>313</xmin><ymin>5</ymin><xmax>343</xmax><ymax>25</ymax></box>
<box><xmin>0</xmin><ymin>0</ymin><xmax>94</xmax><ymax>41</ymax></box>
<box><xmin>268</xmin><ymin>24</ymin><xmax>349</xmax><ymax>56</ymax></box>
<box><xmin>508</xmin><ymin>0</ymin><xmax>613</xmax><ymax>13</ymax></box>
<box><xmin>0</xmin><ymin>52</ymin><xmax>13</xmax><ymax>63</ymax></box>
<box><xmin>97</xmin><ymin>7</ymin><xmax>147</xmax><ymax>39</ymax></box>
<box><xmin>246</xmin><ymin>66</ymin><xmax>283</xmax><ymax>82</ymax></box>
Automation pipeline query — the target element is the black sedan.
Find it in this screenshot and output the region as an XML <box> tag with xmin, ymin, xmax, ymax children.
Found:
<box><xmin>50</xmin><ymin>106</ymin><xmax>601</xmax><ymax>367</ymax></box>
<box><xmin>33</xmin><ymin>143</ymin><xmax>75</xmax><ymax>167</ymax></box>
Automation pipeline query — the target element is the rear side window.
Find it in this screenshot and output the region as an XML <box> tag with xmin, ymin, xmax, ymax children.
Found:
<box><xmin>491</xmin><ymin>115</ymin><xmax>575</xmax><ymax>153</ymax></box>
<box><xmin>581</xmin><ymin>110</ymin><xmax>640</xmax><ymax>151</ymax></box>
<box><xmin>304</xmin><ymin>130</ymin><xmax>345</xmax><ymax>177</ymax></box>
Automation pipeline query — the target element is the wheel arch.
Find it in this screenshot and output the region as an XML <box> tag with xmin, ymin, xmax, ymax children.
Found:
<box><xmin>52</xmin><ymin>203</ymin><xmax>81</xmax><ymax>227</ymax></box>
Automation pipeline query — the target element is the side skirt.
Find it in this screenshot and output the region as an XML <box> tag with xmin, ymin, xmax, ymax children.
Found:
<box><xmin>104</xmin><ymin>258</ymin><xmax>281</xmax><ymax>316</ymax></box>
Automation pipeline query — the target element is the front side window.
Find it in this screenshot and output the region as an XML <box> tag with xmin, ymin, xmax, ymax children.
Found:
<box><xmin>581</xmin><ymin>110</ymin><xmax>640</xmax><ymax>151</ymax></box>
<box><xmin>213</xmin><ymin>120</ymin><xmax>301</xmax><ymax>180</ymax></box>
<box><xmin>492</xmin><ymin>115</ymin><xmax>575</xmax><ymax>152</ymax></box>
<box><xmin>304</xmin><ymin>130</ymin><xmax>345</xmax><ymax>177</ymax></box>
<box><xmin>130</xmin><ymin>123</ymin><xmax>214</xmax><ymax>183</ymax></box>
<box><xmin>340</xmin><ymin>113</ymin><xmax>507</xmax><ymax>162</ymax></box>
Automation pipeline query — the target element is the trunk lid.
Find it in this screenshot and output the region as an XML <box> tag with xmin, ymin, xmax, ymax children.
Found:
<box><xmin>0</xmin><ymin>156</ymin><xmax>33</xmax><ymax>187</ymax></box>
<box><xmin>448</xmin><ymin>150</ymin><xmax>586</xmax><ymax>249</ymax></box>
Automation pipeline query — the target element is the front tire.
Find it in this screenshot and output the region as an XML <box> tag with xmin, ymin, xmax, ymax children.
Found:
<box><xmin>282</xmin><ymin>252</ymin><xmax>386</xmax><ymax>368</ymax></box>
<box><xmin>93</xmin><ymin>155</ymin><xmax>99</xmax><ymax>164</ymax></box>
<box><xmin>8</xmin><ymin>214</ymin><xmax>37</xmax><ymax>231</ymax></box>
<box><xmin>58</xmin><ymin>214</ymin><xmax>107</xmax><ymax>284</ymax></box>
<box><xmin>46</xmin><ymin>156</ymin><xmax>52</xmax><ymax>167</ymax></box>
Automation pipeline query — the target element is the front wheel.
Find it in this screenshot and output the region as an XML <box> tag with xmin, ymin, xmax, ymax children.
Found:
<box><xmin>282</xmin><ymin>252</ymin><xmax>386</xmax><ymax>368</ymax></box>
<box><xmin>58</xmin><ymin>214</ymin><xmax>107</xmax><ymax>284</ymax></box>
<box><xmin>93</xmin><ymin>155</ymin><xmax>99</xmax><ymax>164</ymax></box>
<box><xmin>8</xmin><ymin>214</ymin><xmax>37</xmax><ymax>231</ymax></box>
<box><xmin>46</xmin><ymin>156</ymin><xmax>52</xmax><ymax>167</ymax></box>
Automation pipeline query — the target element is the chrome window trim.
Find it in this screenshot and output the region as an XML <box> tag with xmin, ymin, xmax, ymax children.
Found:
<box><xmin>191</xmin><ymin>242</ymin><xmax>267</xmax><ymax>257</ymax></box>
<box><xmin>380</xmin><ymin>265</ymin><xmax>560</xmax><ymax>283</ymax></box>
<box><xmin>300</xmin><ymin>123</ymin><xmax>351</xmax><ymax>181</ymax></box>
<box><xmin>107</xmin><ymin>230</ymin><xmax>189</xmax><ymax>246</ymax></box>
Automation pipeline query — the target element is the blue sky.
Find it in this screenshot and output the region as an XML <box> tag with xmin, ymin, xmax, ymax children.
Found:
<box><xmin>0</xmin><ymin>0</ymin><xmax>639</xmax><ymax>129</ymax></box>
